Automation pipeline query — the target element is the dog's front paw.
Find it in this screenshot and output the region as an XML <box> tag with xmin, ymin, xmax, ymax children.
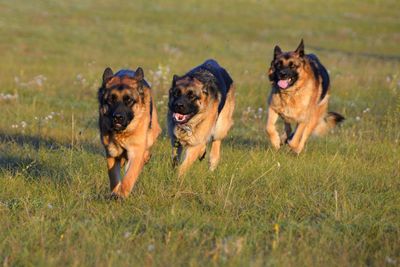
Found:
<box><xmin>119</xmin><ymin>185</ymin><xmax>131</xmax><ymax>198</ymax></box>
<box><xmin>287</xmin><ymin>141</ymin><xmax>303</xmax><ymax>154</ymax></box>
<box><xmin>270</xmin><ymin>141</ymin><xmax>281</xmax><ymax>151</ymax></box>
<box><xmin>144</xmin><ymin>151</ymin><xmax>152</xmax><ymax>164</ymax></box>
<box><xmin>281</xmin><ymin>132</ymin><xmax>294</xmax><ymax>145</ymax></box>
<box><xmin>110</xmin><ymin>183</ymin><xmax>123</xmax><ymax>198</ymax></box>
<box><xmin>172</xmin><ymin>156</ymin><xmax>179</xmax><ymax>168</ymax></box>
<box><xmin>209</xmin><ymin>162</ymin><xmax>218</xmax><ymax>171</ymax></box>
<box><xmin>269</xmin><ymin>135</ymin><xmax>281</xmax><ymax>150</ymax></box>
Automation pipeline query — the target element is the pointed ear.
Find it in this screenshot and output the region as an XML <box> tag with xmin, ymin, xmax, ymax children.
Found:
<box><xmin>102</xmin><ymin>67</ymin><xmax>113</xmax><ymax>83</ymax></box>
<box><xmin>295</xmin><ymin>39</ymin><xmax>304</xmax><ymax>57</ymax></box>
<box><xmin>274</xmin><ymin>45</ymin><xmax>282</xmax><ymax>59</ymax></box>
<box><xmin>172</xmin><ymin>74</ymin><xmax>179</xmax><ymax>86</ymax></box>
<box><xmin>134</xmin><ymin>67</ymin><xmax>144</xmax><ymax>81</ymax></box>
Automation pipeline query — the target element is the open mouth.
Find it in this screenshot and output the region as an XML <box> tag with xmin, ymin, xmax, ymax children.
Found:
<box><xmin>173</xmin><ymin>112</ymin><xmax>193</xmax><ymax>124</ymax></box>
<box><xmin>277</xmin><ymin>78</ymin><xmax>292</xmax><ymax>89</ymax></box>
<box><xmin>113</xmin><ymin>123</ymin><xmax>125</xmax><ymax>131</ymax></box>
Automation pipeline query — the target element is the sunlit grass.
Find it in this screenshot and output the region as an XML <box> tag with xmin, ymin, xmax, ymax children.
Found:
<box><xmin>0</xmin><ymin>0</ymin><xmax>399</xmax><ymax>266</ymax></box>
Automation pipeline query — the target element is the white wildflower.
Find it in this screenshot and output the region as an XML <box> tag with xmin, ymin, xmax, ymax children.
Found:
<box><xmin>147</xmin><ymin>244</ymin><xmax>155</xmax><ymax>252</ymax></box>
<box><xmin>0</xmin><ymin>93</ymin><xmax>18</xmax><ymax>101</ymax></box>
<box><xmin>123</xmin><ymin>231</ymin><xmax>131</xmax><ymax>239</ymax></box>
<box><xmin>362</xmin><ymin>108</ymin><xmax>370</xmax><ymax>113</ymax></box>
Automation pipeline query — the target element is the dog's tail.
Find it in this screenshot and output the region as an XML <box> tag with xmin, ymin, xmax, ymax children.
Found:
<box><xmin>313</xmin><ymin>111</ymin><xmax>345</xmax><ymax>136</ymax></box>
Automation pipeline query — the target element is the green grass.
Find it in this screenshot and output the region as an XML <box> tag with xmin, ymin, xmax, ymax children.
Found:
<box><xmin>0</xmin><ymin>0</ymin><xmax>399</xmax><ymax>266</ymax></box>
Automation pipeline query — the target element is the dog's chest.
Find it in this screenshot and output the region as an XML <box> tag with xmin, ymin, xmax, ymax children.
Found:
<box><xmin>271</xmin><ymin>93</ymin><xmax>309</xmax><ymax>122</ymax></box>
<box><xmin>103</xmin><ymin>134</ymin><xmax>130</xmax><ymax>157</ymax></box>
<box><xmin>106</xmin><ymin>141</ymin><xmax>124</xmax><ymax>158</ymax></box>
<box><xmin>174</xmin><ymin>122</ymin><xmax>213</xmax><ymax>146</ymax></box>
<box><xmin>174</xmin><ymin>125</ymin><xmax>197</xmax><ymax>146</ymax></box>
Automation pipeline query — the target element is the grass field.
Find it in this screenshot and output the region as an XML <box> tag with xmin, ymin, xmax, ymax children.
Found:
<box><xmin>0</xmin><ymin>0</ymin><xmax>399</xmax><ymax>266</ymax></box>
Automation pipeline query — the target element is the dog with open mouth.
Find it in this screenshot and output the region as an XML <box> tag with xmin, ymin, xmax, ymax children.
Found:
<box><xmin>98</xmin><ymin>67</ymin><xmax>161</xmax><ymax>198</ymax></box>
<box><xmin>266</xmin><ymin>39</ymin><xmax>344</xmax><ymax>154</ymax></box>
<box><xmin>167</xmin><ymin>59</ymin><xmax>235</xmax><ymax>176</ymax></box>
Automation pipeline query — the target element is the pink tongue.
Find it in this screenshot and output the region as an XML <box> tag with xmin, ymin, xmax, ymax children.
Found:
<box><xmin>174</xmin><ymin>113</ymin><xmax>188</xmax><ymax>122</ymax></box>
<box><xmin>278</xmin><ymin>80</ymin><xmax>289</xmax><ymax>89</ymax></box>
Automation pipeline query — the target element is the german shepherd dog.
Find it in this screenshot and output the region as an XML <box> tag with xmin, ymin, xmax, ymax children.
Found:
<box><xmin>168</xmin><ymin>59</ymin><xmax>235</xmax><ymax>176</ymax></box>
<box><xmin>98</xmin><ymin>67</ymin><xmax>161</xmax><ymax>198</ymax></box>
<box><xmin>266</xmin><ymin>40</ymin><xmax>344</xmax><ymax>154</ymax></box>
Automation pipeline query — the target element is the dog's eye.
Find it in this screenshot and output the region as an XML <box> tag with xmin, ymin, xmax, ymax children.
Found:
<box><xmin>288</xmin><ymin>62</ymin><xmax>296</xmax><ymax>69</ymax></box>
<box><xmin>108</xmin><ymin>94</ymin><xmax>117</xmax><ymax>103</ymax></box>
<box><xmin>123</xmin><ymin>95</ymin><xmax>134</xmax><ymax>105</ymax></box>
<box><xmin>173</xmin><ymin>90</ymin><xmax>181</xmax><ymax>97</ymax></box>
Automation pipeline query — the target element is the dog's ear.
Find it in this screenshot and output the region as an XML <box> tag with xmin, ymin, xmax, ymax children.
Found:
<box><xmin>102</xmin><ymin>67</ymin><xmax>113</xmax><ymax>84</ymax></box>
<box><xmin>274</xmin><ymin>45</ymin><xmax>282</xmax><ymax>59</ymax></box>
<box><xmin>295</xmin><ymin>39</ymin><xmax>305</xmax><ymax>57</ymax></box>
<box><xmin>134</xmin><ymin>67</ymin><xmax>144</xmax><ymax>81</ymax></box>
<box><xmin>172</xmin><ymin>74</ymin><xmax>179</xmax><ymax>86</ymax></box>
<box><xmin>134</xmin><ymin>67</ymin><xmax>145</xmax><ymax>96</ymax></box>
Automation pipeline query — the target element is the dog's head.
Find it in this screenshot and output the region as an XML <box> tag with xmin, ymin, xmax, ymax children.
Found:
<box><xmin>268</xmin><ymin>39</ymin><xmax>305</xmax><ymax>90</ymax></box>
<box><xmin>98</xmin><ymin>67</ymin><xmax>146</xmax><ymax>132</ymax></box>
<box><xmin>168</xmin><ymin>70</ymin><xmax>218</xmax><ymax>124</ymax></box>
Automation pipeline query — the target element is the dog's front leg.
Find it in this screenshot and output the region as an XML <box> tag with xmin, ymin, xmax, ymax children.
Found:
<box><xmin>107</xmin><ymin>157</ymin><xmax>121</xmax><ymax>192</ymax></box>
<box><xmin>266</xmin><ymin>107</ymin><xmax>281</xmax><ymax>150</ymax></box>
<box><xmin>287</xmin><ymin>122</ymin><xmax>307</xmax><ymax>153</ymax></box>
<box><xmin>178</xmin><ymin>143</ymin><xmax>206</xmax><ymax>177</ymax></box>
<box><xmin>172</xmin><ymin>141</ymin><xmax>183</xmax><ymax>167</ymax></box>
<box><xmin>116</xmin><ymin>148</ymin><xmax>145</xmax><ymax>198</ymax></box>
<box><xmin>209</xmin><ymin>139</ymin><xmax>221</xmax><ymax>171</ymax></box>
<box><xmin>292</xmin><ymin>113</ymin><xmax>321</xmax><ymax>154</ymax></box>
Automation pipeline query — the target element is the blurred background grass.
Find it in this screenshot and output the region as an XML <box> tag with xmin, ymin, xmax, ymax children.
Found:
<box><xmin>0</xmin><ymin>0</ymin><xmax>399</xmax><ymax>266</ymax></box>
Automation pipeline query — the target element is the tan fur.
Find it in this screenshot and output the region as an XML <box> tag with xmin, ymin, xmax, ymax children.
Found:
<box><xmin>168</xmin><ymin>78</ymin><xmax>235</xmax><ymax>176</ymax></box>
<box><xmin>266</xmin><ymin>44</ymin><xmax>342</xmax><ymax>154</ymax></box>
<box><xmin>99</xmin><ymin>75</ymin><xmax>161</xmax><ymax>198</ymax></box>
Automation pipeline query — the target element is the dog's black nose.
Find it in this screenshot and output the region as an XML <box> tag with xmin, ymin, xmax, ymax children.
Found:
<box><xmin>279</xmin><ymin>70</ymin><xmax>288</xmax><ymax>77</ymax></box>
<box><xmin>113</xmin><ymin>113</ymin><xmax>124</xmax><ymax>123</ymax></box>
<box><xmin>174</xmin><ymin>102</ymin><xmax>185</xmax><ymax>112</ymax></box>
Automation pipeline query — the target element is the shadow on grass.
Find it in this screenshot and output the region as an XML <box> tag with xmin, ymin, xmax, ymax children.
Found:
<box><xmin>0</xmin><ymin>154</ymin><xmax>72</xmax><ymax>183</ymax></box>
<box><xmin>0</xmin><ymin>131</ymin><xmax>103</xmax><ymax>155</ymax></box>
<box><xmin>0</xmin><ymin>131</ymin><xmax>104</xmax><ymax>184</ymax></box>
<box><xmin>225</xmin><ymin>135</ymin><xmax>268</xmax><ymax>150</ymax></box>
